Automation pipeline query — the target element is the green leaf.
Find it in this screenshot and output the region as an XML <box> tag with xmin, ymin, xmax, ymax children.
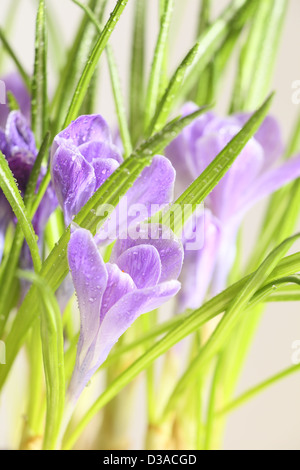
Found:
<box><xmin>216</xmin><ymin>363</ymin><xmax>300</xmax><ymax>417</ymax></box>
<box><xmin>0</xmin><ymin>151</ymin><xmax>41</xmax><ymax>272</ymax></box>
<box><xmin>50</xmin><ymin>0</ymin><xmax>101</xmax><ymax>135</ymax></box>
<box><xmin>63</xmin><ymin>0</ymin><xmax>129</xmax><ymax>128</ymax></box>
<box><xmin>163</xmin><ymin>234</ymin><xmax>300</xmax><ymax>418</ymax></box>
<box><xmin>106</xmin><ymin>44</ymin><xmax>133</xmax><ymax>157</ymax></box>
<box><xmin>70</xmin><ymin>0</ymin><xmax>132</xmax><ymax>157</ymax></box>
<box><xmin>232</xmin><ymin>0</ymin><xmax>287</xmax><ymax>111</ymax></box>
<box><xmin>31</xmin><ymin>0</ymin><xmax>48</xmax><ymax>145</ymax></box>
<box><xmin>18</xmin><ymin>269</ymin><xmax>65</xmax><ymax>451</ymax></box>
<box><xmin>148</xmin><ymin>0</ymin><xmax>255</xmax><ymax>134</ymax></box>
<box><xmin>161</xmin><ymin>93</ymin><xmax>274</xmax><ymax>234</ymax></box>
<box><xmin>129</xmin><ymin>0</ymin><xmax>146</xmax><ymax>144</ymax></box>
<box><xmin>0</xmin><ymin>0</ymin><xmax>20</xmax><ymax>70</ymax></box>
<box><xmin>0</xmin><ymin>27</ymin><xmax>31</xmax><ymax>90</ymax></box>
<box><xmin>144</xmin><ymin>0</ymin><xmax>174</xmax><ymax>131</ymax></box>
<box><xmin>7</xmin><ymin>91</ymin><xmax>19</xmax><ymax>112</ymax></box>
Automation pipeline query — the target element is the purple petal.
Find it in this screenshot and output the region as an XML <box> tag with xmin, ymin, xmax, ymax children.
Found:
<box><xmin>57</xmin><ymin>114</ymin><xmax>111</xmax><ymax>147</ymax></box>
<box><xmin>126</xmin><ymin>154</ymin><xmax>175</xmax><ymax>213</ymax></box>
<box><xmin>165</xmin><ymin>106</ymin><xmax>216</xmax><ymax>195</ymax></box>
<box><xmin>92</xmin><ymin>158</ymin><xmax>120</xmax><ymax>190</ymax></box>
<box><xmin>112</xmin><ymin>224</ymin><xmax>184</xmax><ymax>283</ymax></box>
<box><xmin>7</xmin><ymin>151</ymin><xmax>35</xmax><ymax>194</ymax></box>
<box><xmin>0</xmin><ymin>129</ymin><xmax>10</xmax><ymax>157</ymax></box>
<box><xmin>6</xmin><ymin>111</ymin><xmax>36</xmax><ymax>156</ymax></box>
<box><xmin>51</xmin><ymin>141</ymin><xmax>96</xmax><ymax>224</ymax></box>
<box><xmin>68</xmin><ymin>228</ymin><xmax>108</xmax><ymax>362</ymax></box>
<box><xmin>235</xmin><ymin>114</ymin><xmax>284</xmax><ymax>169</ymax></box>
<box><xmin>194</xmin><ymin>127</ymin><xmax>264</xmax><ymax>221</ymax></box>
<box><xmin>97</xmin><ymin>280</ymin><xmax>181</xmax><ymax>355</ymax></box>
<box><xmin>79</xmin><ymin>141</ymin><xmax>123</xmax><ymax>164</ymax></box>
<box><xmin>238</xmin><ymin>154</ymin><xmax>300</xmax><ymax>217</ymax></box>
<box><xmin>100</xmin><ymin>263</ymin><xmax>136</xmax><ymax>321</ymax></box>
<box><xmin>116</xmin><ymin>244</ymin><xmax>162</xmax><ymax>289</ymax></box>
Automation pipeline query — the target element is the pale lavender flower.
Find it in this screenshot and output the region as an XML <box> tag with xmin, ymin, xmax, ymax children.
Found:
<box><xmin>67</xmin><ymin>225</ymin><xmax>183</xmax><ymax>402</ymax></box>
<box><xmin>166</xmin><ymin>103</ymin><xmax>300</xmax><ymax>304</ymax></box>
<box><xmin>51</xmin><ymin>114</ymin><xmax>176</xmax><ymax>233</ymax></box>
<box><xmin>178</xmin><ymin>209</ymin><xmax>221</xmax><ymax>312</ymax></box>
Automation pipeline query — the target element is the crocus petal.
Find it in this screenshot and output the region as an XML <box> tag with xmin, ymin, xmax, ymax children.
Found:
<box><xmin>100</xmin><ymin>263</ymin><xmax>136</xmax><ymax>321</ymax></box>
<box><xmin>5</xmin><ymin>111</ymin><xmax>36</xmax><ymax>156</ymax></box>
<box><xmin>92</xmin><ymin>157</ymin><xmax>120</xmax><ymax>190</ymax></box>
<box><xmin>111</xmin><ymin>224</ymin><xmax>184</xmax><ymax>283</ymax></box>
<box><xmin>0</xmin><ymin>129</ymin><xmax>10</xmax><ymax>157</ymax></box>
<box><xmin>238</xmin><ymin>154</ymin><xmax>300</xmax><ymax>217</ymax></box>
<box><xmin>97</xmin><ymin>280</ymin><xmax>181</xmax><ymax>356</ymax></box>
<box><xmin>116</xmin><ymin>244</ymin><xmax>162</xmax><ymax>289</ymax></box>
<box><xmin>7</xmin><ymin>151</ymin><xmax>35</xmax><ymax>194</ymax></box>
<box><xmin>68</xmin><ymin>228</ymin><xmax>108</xmax><ymax>362</ymax></box>
<box><xmin>57</xmin><ymin>114</ymin><xmax>111</xmax><ymax>147</ymax></box>
<box><xmin>194</xmin><ymin>127</ymin><xmax>264</xmax><ymax>221</ymax></box>
<box><xmin>51</xmin><ymin>141</ymin><xmax>96</xmax><ymax>224</ymax></box>
<box><xmin>79</xmin><ymin>141</ymin><xmax>123</xmax><ymax>165</ymax></box>
<box><xmin>235</xmin><ymin>114</ymin><xmax>284</xmax><ymax>169</ymax></box>
<box><xmin>122</xmin><ymin>155</ymin><xmax>175</xmax><ymax>220</ymax></box>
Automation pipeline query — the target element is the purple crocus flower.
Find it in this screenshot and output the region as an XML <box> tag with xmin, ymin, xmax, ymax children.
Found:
<box><xmin>0</xmin><ymin>111</ymin><xmax>57</xmax><ymax>263</ymax></box>
<box><xmin>166</xmin><ymin>103</ymin><xmax>300</xmax><ymax>305</ymax></box>
<box><xmin>51</xmin><ymin>115</ymin><xmax>176</xmax><ymax>236</ymax></box>
<box><xmin>67</xmin><ymin>224</ymin><xmax>183</xmax><ymax>402</ymax></box>
<box><xmin>0</xmin><ymin>72</ymin><xmax>31</xmax><ymax>128</ymax></box>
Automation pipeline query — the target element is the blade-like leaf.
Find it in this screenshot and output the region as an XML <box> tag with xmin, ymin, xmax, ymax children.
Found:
<box><xmin>148</xmin><ymin>0</ymin><xmax>255</xmax><ymax>134</ymax></box>
<box><xmin>63</xmin><ymin>0</ymin><xmax>129</xmax><ymax>128</ymax></box>
<box><xmin>0</xmin><ymin>28</ymin><xmax>31</xmax><ymax>89</ymax></box>
<box><xmin>31</xmin><ymin>0</ymin><xmax>48</xmax><ymax>145</ymax></box>
<box><xmin>70</xmin><ymin>0</ymin><xmax>132</xmax><ymax>157</ymax></box>
<box><xmin>216</xmin><ymin>363</ymin><xmax>300</xmax><ymax>417</ymax></box>
<box><xmin>50</xmin><ymin>0</ymin><xmax>100</xmax><ymax>135</ymax></box>
<box><xmin>144</xmin><ymin>0</ymin><xmax>174</xmax><ymax>130</ymax></box>
<box><xmin>18</xmin><ymin>269</ymin><xmax>65</xmax><ymax>451</ymax></box>
<box><xmin>232</xmin><ymin>0</ymin><xmax>287</xmax><ymax>112</ymax></box>
<box><xmin>129</xmin><ymin>0</ymin><xmax>146</xmax><ymax>144</ymax></box>
<box><xmin>0</xmin><ymin>152</ymin><xmax>41</xmax><ymax>272</ymax></box>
